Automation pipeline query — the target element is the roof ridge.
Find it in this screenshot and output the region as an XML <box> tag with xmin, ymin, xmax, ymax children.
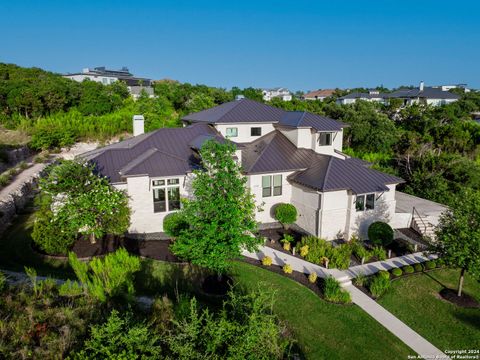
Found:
<box><xmin>245</xmin><ymin>131</ymin><xmax>278</xmax><ymax>172</ymax></box>
<box><xmin>322</xmin><ymin>156</ymin><xmax>334</xmax><ymax>189</ymax></box>
<box><xmin>154</xmin><ymin>148</ymin><xmax>190</xmax><ymax>163</ymax></box>
<box><xmin>119</xmin><ymin>148</ymin><xmax>159</xmax><ymax>175</ymax></box>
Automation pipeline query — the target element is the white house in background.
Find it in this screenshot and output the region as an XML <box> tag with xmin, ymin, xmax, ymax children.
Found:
<box><xmin>337</xmin><ymin>82</ymin><xmax>461</xmax><ymax>107</ymax></box>
<box><xmin>431</xmin><ymin>83</ymin><xmax>470</xmax><ymax>93</ymax></box>
<box><xmin>82</xmin><ymin>98</ymin><xmax>439</xmax><ymax>241</ymax></box>
<box><xmin>262</xmin><ymin>88</ymin><xmax>292</xmax><ymax>101</ymax></box>
<box><xmin>63</xmin><ymin>66</ymin><xmax>155</xmax><ymax>100</ymax></box>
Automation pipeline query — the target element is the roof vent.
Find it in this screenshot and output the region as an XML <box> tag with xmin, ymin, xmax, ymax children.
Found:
<box><xmin>235</xmin><ymin>95</ymin><xmax>245</xmax><ymax>101</ymax></box>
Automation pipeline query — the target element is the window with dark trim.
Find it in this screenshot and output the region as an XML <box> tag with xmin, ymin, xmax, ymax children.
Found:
<box><xmin>153</xmin><ymin>178</ymin><xmax>181</xmax><ymax>213</ymax></box>
<box><xmin>262</xmin><ymin>175</ymin><xmax>282</xmax><ymax>197</ymax></box>
<box><xmin>319</xmin><ymin>132</ymin><xmax>332</xmax><ymax>146</ymax></box>
<box><xmin>356</xmin><ymin>193</ymin><xmax>375</xmax><ymax>212</ymax></box>
<box><xmin>251</xmin><ymin>127</ymin><xmax>262</xmax><ymax>137</ymax></box>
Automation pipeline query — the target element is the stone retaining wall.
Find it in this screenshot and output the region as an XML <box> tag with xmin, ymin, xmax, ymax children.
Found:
<box><xmin>0</xmin><ymin>174</ymin><xmax>38</xmax><ymax>236</ymax></box>
<box><xmin>0</xmin><ymin>146</ymin><xmax>32</xmax><ymax>173</ymax></box>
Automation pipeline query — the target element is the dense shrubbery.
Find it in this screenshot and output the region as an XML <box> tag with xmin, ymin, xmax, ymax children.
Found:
<box><xmin>323</xmin><ymin>277</ymin><xmax>351</xmax><ymax>304</ymax></box>
<box><xmin>295</xmin><ymin>236</ymin><xmax>353</xmax><ymax>269</ymax></box>
<box><xmin>414</xmin><ymin>263</ymin><xmax>424</xmax><ymax>272</ymax></box>
<box><xmin>370</xmin><ymin>246</ymin><xmax>387</xmax><ymax>261</ymax></box>
<box><xmin>369</xmin><ymin>274</ymin><xmax>390</xmax><ymax>298</ymax></box>
<box><xmin>163</xmin><ymin>212</ymin><xmax>189</xmax><ymax>237</ymax></box>
<box><xmin>425</xmin><ymin>260</ymin><xmax>437</xmax><ymax>270</ymax></box>
<box><xmin>274</xmin><ymin>203</ymin><xmax>297</xmax><ymax>229</ymax></box>
<box><xmin>391</xmin><ymin>268</ymin><xmax>403</xmax><ymax>277</ymax></box>
<box><xmin>403</xmin><ymin>265</ymin><xmax>414</xmax><ymax>274</ymax></box>
<box><xmin>368</xmin><ymin>222</ymin><xmax>394</xmax><ymax>247</ymax></box>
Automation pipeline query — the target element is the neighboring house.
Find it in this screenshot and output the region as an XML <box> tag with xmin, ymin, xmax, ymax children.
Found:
<box><xmin>63</xmin><ymin>66</ymin><xmax>154</xmax><ymax>99</ymax></box>
<box><xmin>83</xmin><ymin>98</ymin><xmax>437</xmax><ymax>241</ymax></box>
<box><xmin>431</xmin><ymin>83</ymin><xmax>470</xmax><ymax>93</ymax></box>
<box><xmin>302</xmin><ymin>89</ymin><xmax>336</xmax><ymax>101</ymax></box>
<box><xmin>262</xmin><ymin>88</ymin><xmax>292</xmax><ymax>101</ymax></box>
<box><xmin>337</xmin><ymin>82</ymin><xmax>461</xmax><ymax>106</ymax></box>
<box><xmin>336</xmin><ymin>90</ymin><xmax>387</xmax><ymax>105</ymax></box>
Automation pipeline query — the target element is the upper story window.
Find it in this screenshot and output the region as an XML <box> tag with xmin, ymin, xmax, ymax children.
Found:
<box><xmin>319</xmin><ymin>132</ymin><xmax>332</xmax><ymax>146</ymax></box>
<box><xmin>262</xmin><ymin>174</ymin><xmax>282</xmax><ymax>197</ymax></box>
<box><xmin>251</xmin><ymin>127</ymin><xmax>262</xmax><ymax>137</ymax></box>
<box><xmin>153</xmin><ymin>178</ymin><xmax>181</xmax><ymax>213</ymax></box>
<box><xmin>355</xmin><ymin>193</ymin><xmax>375</xmax><ymax>212</ymax></box>
<box><xmin>226</xmin><ymin>127</ymin><xmax>238</xmax><ymax>138</ymax></box>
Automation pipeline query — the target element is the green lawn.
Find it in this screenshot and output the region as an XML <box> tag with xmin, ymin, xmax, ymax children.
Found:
<box><xmin>378</xmin><ymin>269</ymin><xmax>480</xmax><ymax>352</ymax></box>
<box><xmin>230</xmin><ymin>261</ymin><xmax>413</xmax><ymax>360</ymax></box>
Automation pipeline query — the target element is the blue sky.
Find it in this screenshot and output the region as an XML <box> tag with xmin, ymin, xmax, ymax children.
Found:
<box><xmin>1</xmin><ymin>0</ymin><xmax>478</xmax><ymax>90</ymax></box>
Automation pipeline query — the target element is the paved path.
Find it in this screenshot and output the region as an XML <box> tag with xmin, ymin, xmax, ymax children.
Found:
<box><xmin>243</xmin><ymin>245</ymin><xmax>447</xmax><ymax>359</ymax></box>
<box><xmin>0</xmin><ymin>162</ymin><xmax>46</xmax><ymax>200</ymax></box>
<box><xmin>347</xmin><ymin>284</ymin><xmax>448</xmax><ymax>359</ymax></box>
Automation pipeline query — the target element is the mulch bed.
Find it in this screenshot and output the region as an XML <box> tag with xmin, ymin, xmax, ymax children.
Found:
<box><xmin>241</xmin><ymin>256</ymin><xmax>324</xmax><ymax>298</ymax></box>
<box><xmin>38</xmin><ymin>235</ymin><xmax>180</xmax><ymax>262</ymax></box>
<box><xmin>439</xmin><ymin>288</ymin><xmax>480</xmax><ymax>308</ymax></box>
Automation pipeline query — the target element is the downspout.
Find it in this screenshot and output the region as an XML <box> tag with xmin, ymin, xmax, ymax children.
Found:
<box><xmin>316</xmin><ymin>191</ymin><xmax>323</xmax><ymax>237</ymax></box>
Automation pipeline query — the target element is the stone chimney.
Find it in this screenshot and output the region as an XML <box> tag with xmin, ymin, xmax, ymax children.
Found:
<box><xmin>133</xmin><ymin>115</ymin><xmax>145</xmax><ymax>136</ymax></box>
<box><xmin>419</xmin><ymin>81</ymin><xmax>425</xmax><ymax>92</ymax></box>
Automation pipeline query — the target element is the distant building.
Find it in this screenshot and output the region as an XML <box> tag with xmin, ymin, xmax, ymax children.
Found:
<box><xmin>302</xmin><ymin>89</ymin><xmax>336</xmax><ymax>101</ymax></box>
<box><xmin>336</xmin><ymin>90</ymin><xmax>387</xmax><ymax>105</ymax></box>
<box><xmin>63</xmin><ymin>66</ymin><xmax>154</xmax><ymax>99</ymax></box>
<box><xmin>336</xmin><ymin>82</ymin><xmax>461</xmax><ymax>107</ymax></box>
<box><xmin>431</xmin><ymin>84</ymin><xmax>470</xmax><ymax>93</ymax></box>
<box><xmin>262</xmin><ymin>88</ymin><xmax>292</xmax><ymax>101</ymax></box>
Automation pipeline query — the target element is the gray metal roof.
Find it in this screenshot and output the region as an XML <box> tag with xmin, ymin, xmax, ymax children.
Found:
<box><xmin>82</xmin><ymin>123</ymin><xmax>218</xmax><ymax>182</ymax></box>
<box><xmin>182</xmin><ymin>98</ymin><xmax>286</xmax><ymax>124</ymax></box>
<box><xmin>278</xmin><ymin>111</ymin><xmax>346</xmax><ymax>131</ymax></box>
<box><xmin>387</xmin><ymin>87</ymin><xmax>460</xmax><ymax>100</ymax></box>
<box><xmin>337</xmin><ymin>92</ymin><xmax>387</xmax><ymax>100</ymax></box>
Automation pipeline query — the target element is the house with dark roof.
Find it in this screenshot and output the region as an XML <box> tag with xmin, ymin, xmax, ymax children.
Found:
<box><xmin>337</xmin><ymin>82</ymin><xmax>461</xmax><ymax>106</ymax></box>
<box><xmin>83</xmin><ymin>98</ymin><xmax>409</xmax><ymax>240</ymax></box>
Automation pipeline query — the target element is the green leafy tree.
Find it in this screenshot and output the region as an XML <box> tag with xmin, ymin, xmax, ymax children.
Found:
<box><xmin>430</xmin><ymin>189</ymin><xmax>480</xmax><ymax>296</ymax></box>
<box><xmin>71</xmin><ymin>309</ymin><xmax>161</xmax><ymax>359</ymax></box>
<box><xmin>32</xmin><ymin>160</ymin><xmax>130</xmax><ymax>254</ymax></box>
<box><xmin>170</xmin><ymin>140</ymin><xmax>260</xmax><ymax>274</ymax></box>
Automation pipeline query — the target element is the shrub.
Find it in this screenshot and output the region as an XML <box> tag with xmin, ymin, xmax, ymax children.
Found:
<box><xmin>32</xmin><ymin>210</ymin><xmax>77</xmax><ymax>255</ymax></box>
<box><xmin>0</xmin><ymin>271</ymin><xmax>6</xmax><ymax>291</ymax></box>
<box><xmin>163</xmin><ymin>212</ymin><xmax>189</xmax><ymax>237</ymax></box>
<box><xmin>59</xmin><ymin>279</ymin><xmax>83</xmax><ymax>297</ymax></box>
<box><xmin>262</xmin><ymin>256</ymin><xmax>272</xmax><ymax>266</ymax></box>
<box><xmin>296</xmin><ymin>236</ymin><xmax>330</xmax><ymax>265</ymax></box>
<box><xmin>329</xmin><ymin>244</ymin><xmax>352</xmax><ymax>270</ymax></box>
<box><xmin>283</xmin><ymin>264</ymin><xmax>293</xmax><ymax>274</ymax></box>
<box><xmin>414</xmin><ymin>263</ymin><xmax>424</xmax><ymax>272</ymax></box>
<box><xmin>369</xmin><ymin>275</ymin><xmax>390</xmax><ymax>298</ymax></box>
<box><xmin>274</xmin><ymin>204</ymin><xmax>297</xmax><ymax>229</ymax></box>
<box><xmin>308</xmin><ymin>272</ymin><xmax>318</xmax><ymax>284</ymax></box>
<box><xmin>436</xmin><ymin>257</ymin><xmax>445</xmax><ymax>267</ymax></box>
<box><xmin>425</xmin><ymin>260</ymin><xmax>436</xmax><ymax>270</ymax></box>
<box><xmin>323</xmin><ymin>277</ymin><xmax>351</xmax><ymax>304</ymax></box>
<box><xmin>283</xmin><ymin>242</ymin><xmax>291</xmax><ymax>251</ymax></box>
<box><xmin>353</xmin><ymin>273</ymin><xmax>368</xmax><ymax>287</ymax></box>
<box><xmin>68</xmin><ymin>248</ymin><xmax>141</xmax><ymax>302</ymax></box>
<box><xmin>0</xmin><ymin>174</ymin><xmax>9</xmax><ymax>187</ymax></box>
<box><xmin>403</xmin><ymin>265</ymin><xmax>414</xmax><ymax>274</ymax></box>
<box><xmin>368</xmin><ymin>221</ymin><xmax>394</xmax><ymax>247</ymax></box>
<box><xmin>378</xmin><ymin>270</ymin><xmax>390</xmax><ymax>280</ymax></box>
<box><xmin>352</xmin><ymin>241</ymin><xmax>371</xmax><ymax>263</ymax></box>
<box><xmin>371</xmin><ymin>246</ymin><xmax>387</xmax><ymax>261</ymax></box>
<box><xmin>299</xmin><ymin>245</ymin><xmax>309</xmax><ymax>257</ymax></box>
<box><xmin>282</xmin><ymin>234</ymin><xmax>294</xmax><ymax>243</ymax></box>
<box><xmin>19</xmin><ymin>161</ymin><xmax>29</xmax><ymax>170</ymax></box>
<box><xmin>391</xmin><ymin>268</ymin><xmax>403</xmax><ymax>277</ymax></box>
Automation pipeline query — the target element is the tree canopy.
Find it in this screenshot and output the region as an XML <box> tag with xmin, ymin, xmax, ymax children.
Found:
<box><xmin>170</xmin><ymin>140</ymin><xmax>261</xmax><ymax>273</ymax></box>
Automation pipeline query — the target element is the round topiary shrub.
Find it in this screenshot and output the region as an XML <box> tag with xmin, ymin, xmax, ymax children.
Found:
<box><xmin>163</xmin><ymin>212</ymin><xmax>188</xmax><ymax>237</ymax></box>
<box><xmin>378</xmin><ymin>270</ymin><xmax>390</xmax><ymax>280</ymax></box>
<box><xmin>403</xmin><ymin>265</ymin><xmax>414</xmax><ymax>274</ymax></box>
<box><xmin>425</xmin><ymin>260</ymin><xmax>436</xmax><ymax>270</ymax></box>
<box><xmin>391</xmin><ymin>268</ymin><xmax>403</xmax><ymax>277</ymax></box>
<box><xmin>368</xmin><ymin>221</ymin><xmax>394</xmax><ymax>247</ymax></box>
<box><xmin>274</xmin><ymin>204</ymin><xmax>297</xmax><ymax>230</ymax></box>
<box><xmin>414</xmin><ymin>263</ymin><xmax>423</xmax><ymax>272</ymax></box>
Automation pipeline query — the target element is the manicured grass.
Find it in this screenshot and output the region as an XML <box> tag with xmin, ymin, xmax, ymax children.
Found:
<box><xmin>231</xmin><ymin>261</ymin><xmax>413</xmax><ymax>360</ymax></box>
<box><xmin>378</xmin><ymin>269</ymin><xmax>480</xmax><ymax>352</ymax></box>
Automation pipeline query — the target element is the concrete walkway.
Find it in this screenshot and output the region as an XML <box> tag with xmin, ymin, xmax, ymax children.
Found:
<box><xmin>243</xmin><ymin>245</ymin><xmax>448</xmax><ymax>359</ymax></box>
<box><xmin>347</xmin><ymin>284</ymin><xmax>448</xmax><ymax>359</ymax></box>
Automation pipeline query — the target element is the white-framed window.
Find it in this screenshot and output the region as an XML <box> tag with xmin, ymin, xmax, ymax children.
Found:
<box><xmin>355</xmin><ymin>193</ymin><xmax>375</xmax><ymax>212</ymax></box>
<box><xmin>152</xmin><ymin>178</ymin><xmax>181</xmax><ymax>213</ymax></box>
<box><xmin>225</xmin><ymin>128</ymin><xmax>238</xmax><ymax>138</ymax></box>
<box><xmin>319</xmin><ymin>132</ymin><xmax>333</xmax><ymax>146</ymax></box>
<box><xmin>262</xmin><ymin>174</ymin><xmax>282</xmax><ymax>197</ymax></box>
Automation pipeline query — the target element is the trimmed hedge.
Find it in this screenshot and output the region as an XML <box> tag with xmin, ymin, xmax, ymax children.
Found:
<box><xmin>425</xmin><ymin>260</ymin><xmax>436</xmax><ymax>270</ymax></box>
<box><xmin>414</xmin><ymin>263</ymin><xmax>424</xmax><ymax>272</ymax></box>
<box><xmin>368</xmin><ymin>222</ymin><xmax>394</xmax><ymax>247</ymax></box>
<box><xmin>402</xmin><ymin>265</ymin><xmax>414</xmax><ymax>274</ymax></box>
<box><xmin>378</xmin><ymin>270</ymin><xmax>390</xmax><ymax>280</ymax></box>
<box><xmin>274</xmin><ymin>204</ymin><xmax>297</xmax><ymax>227</ymax></box>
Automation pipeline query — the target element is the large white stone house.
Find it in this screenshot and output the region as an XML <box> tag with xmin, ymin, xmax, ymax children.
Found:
<box><xmin>83</xmin><ymin>98</ymin><xmax>440</xmax><ymax>241</ymax></box>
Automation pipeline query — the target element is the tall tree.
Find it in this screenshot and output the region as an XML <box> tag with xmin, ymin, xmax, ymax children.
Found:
<box><xmin>170</xmin><ymin>140</ymin><xmax>260</xmax><ymax>274</ymax></box>
<box><xmin>430</xmin><ymin>189</ymin><xmax>480</xmax><ymax>296</ymax></box>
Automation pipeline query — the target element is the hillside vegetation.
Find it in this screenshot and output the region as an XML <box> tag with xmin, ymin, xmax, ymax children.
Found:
<box><xmin>2</xmin><ymin>63</ymin><xmax>480</xmax><ymax>207</ymax></box>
